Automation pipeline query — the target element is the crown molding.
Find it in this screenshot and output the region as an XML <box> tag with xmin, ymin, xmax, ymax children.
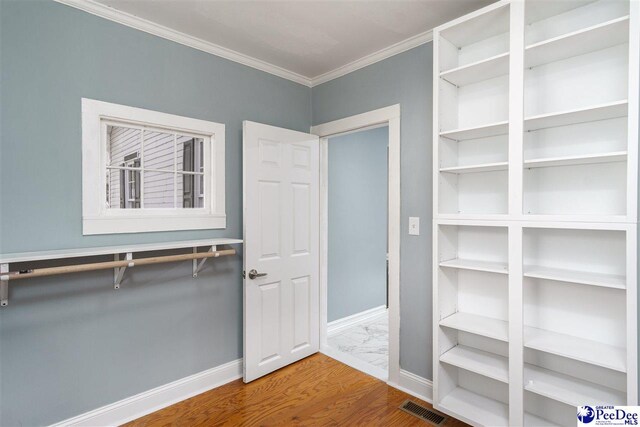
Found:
<box><xmin>54</xmin><ymin>0</ymin><xmax>313</xmax><ymax>87</ymax></box>
<box><xmin>55</xmin><ymin>0</ymin><xmax>434</xmax><ymax>88</ymax></box>
<box><xmin>310</xmin><ymin>29</ymin><xmax>433</xmax><ymax>87</ymax></box>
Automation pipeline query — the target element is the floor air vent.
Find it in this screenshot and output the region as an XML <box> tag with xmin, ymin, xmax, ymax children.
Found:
<box><xmin>399</xmin><ymin>399</ymin><xmax>447</xmax><ymax>425</ymax></box>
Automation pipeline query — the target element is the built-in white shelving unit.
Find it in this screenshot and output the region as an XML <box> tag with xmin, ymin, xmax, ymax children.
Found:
<box><xmin>433</xmin><ymin>0</ymin><xmax>639</xmax><ymax>425</ymax></box>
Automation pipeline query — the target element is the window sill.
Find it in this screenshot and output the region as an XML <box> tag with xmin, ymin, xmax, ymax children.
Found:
<box><xmin>83</xmin><ymin>215</ymin><xmax>226</xmax><ymax>235</ymax></box>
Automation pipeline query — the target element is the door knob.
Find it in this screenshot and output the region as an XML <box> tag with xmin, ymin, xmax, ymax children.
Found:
<box><xmin>248</xmin><ymin>269</ymin><xmax>267</xmax><ymax>280</ymax></box>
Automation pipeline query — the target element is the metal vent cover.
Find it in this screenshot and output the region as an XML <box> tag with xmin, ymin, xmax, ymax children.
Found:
<box><xmin>399</xmin><ymin>399</ymin><xmax>447</xmax><ymax>425</ymax></box>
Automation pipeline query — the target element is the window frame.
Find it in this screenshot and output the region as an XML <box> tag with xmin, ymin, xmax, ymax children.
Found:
<box><xmin>82</xmin><ymin>98</ymin><xmax>226</xmax><ymax>235</ymax></box>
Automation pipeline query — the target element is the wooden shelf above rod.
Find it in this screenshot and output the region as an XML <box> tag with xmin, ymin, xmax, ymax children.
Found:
<box><xmin>0</xmin><ymin>238</ymin><xmax>243</xmax><ymax>307</ymax></box>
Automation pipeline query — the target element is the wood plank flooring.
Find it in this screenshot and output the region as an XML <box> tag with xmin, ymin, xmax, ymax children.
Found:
<box><xmin>125</xmin><ymin>353</ymin><xmax>467</xmax><ymax>426</ymax></box>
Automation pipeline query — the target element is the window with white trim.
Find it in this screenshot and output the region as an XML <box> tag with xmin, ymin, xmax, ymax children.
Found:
<box><xmin>82</xmin><ymin>99</ymin><xmax>225</xmax><ymax>235</ymax></box>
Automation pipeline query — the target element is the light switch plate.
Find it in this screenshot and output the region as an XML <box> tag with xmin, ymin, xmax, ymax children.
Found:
<box><xmin>409</xmin><ymin>217</ymin><xmax>420</xmax><ymax>235</ymax></box>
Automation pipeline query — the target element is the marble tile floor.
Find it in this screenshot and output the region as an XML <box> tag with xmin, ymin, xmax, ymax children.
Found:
<box><xmin>327</xmin><ymin>313</ymin><xmax>389</xmax><ymax>370</ymax></box>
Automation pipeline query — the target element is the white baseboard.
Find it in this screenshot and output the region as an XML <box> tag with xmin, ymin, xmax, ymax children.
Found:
<box><xmin>389</xmin><ymin>369</ymin><xmax>433</xmax><ymax>404</ymax></box>
<box><xmin>327</xmin><ymin>305</ymin><xmax>388</xmax><ymax>336</ymax></box>
<box><xmin>50</xmin><ymin>359</ymin><xmax>243</xmax><ymax>427</ymax></box>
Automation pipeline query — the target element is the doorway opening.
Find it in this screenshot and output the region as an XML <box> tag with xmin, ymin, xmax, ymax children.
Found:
<box><xmin>311</xmin><ymin>105</ymin><xmax>400</xmax><ymax>384</ymax></box>
<box><xmin>324</xmin><ymin>125</ymin><xmax>389</xmax><ymax>380</ymax></box>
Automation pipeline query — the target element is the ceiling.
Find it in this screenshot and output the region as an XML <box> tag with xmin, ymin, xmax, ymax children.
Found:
<box><xmin>90</xmin><ymin>0</ymin><xmax>494</xmax><ymax>82</ymax></box>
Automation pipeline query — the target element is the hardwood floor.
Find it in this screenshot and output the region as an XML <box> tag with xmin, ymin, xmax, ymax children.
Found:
<box><xmin>125</xmin><ymin>353</ymin><xmax>467</xmax><ymax>426</ymax></box>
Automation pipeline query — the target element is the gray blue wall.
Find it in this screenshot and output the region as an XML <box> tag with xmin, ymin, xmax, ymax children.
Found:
<box><xmin>0</xmin><ymin>1</ymin><xmax>310</xmax><ymax>425</ymax></box>
<box><xmin>1</xmin><ymin>1</ymin><xmax>436</xmax><ymax>424</ymax></box>
<box><xmin>327</xmin><ymin>127</ymin><xmax>388</xmax><ymax>322</ymax></box>
<box><xmin>312</xmin><ymin>44</ymin><xmax>433</xmax><ymax>379</ymax></box>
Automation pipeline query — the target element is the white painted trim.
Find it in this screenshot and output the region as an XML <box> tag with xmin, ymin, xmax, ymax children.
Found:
<box><xmin>508</xmin><ymin>3</ymin><xmax>525</xmax><ymax>425</ymax></box>
<box><xmin>319</xmin><ymin>137</ymin><xmax>329</xmax><ymax>351</ymax></box>
<box><xmin>320</xmin><ymin>345</ymin><xmax>388</xmax><ymax>382</ymax></box>
<box><xmin>53</xmin><ymin>0</ymin><xmax>434</xmax><ymax>88</ymax></box>
<box><xmin>389</xmin><ymin>370</ymin><xmax>434</xmax><ymax>404</ymax></box>
<box><xmin>312</xmin><ymin>104</ymin><xmax>401</xmax><ymax>386</ymax></box>
<box><xmin>310</xmin><ymin>105</ymin><xmax>400</xmax><ymax>137</ymax></box>
<box><xmin>626</xmin><ymin>225</ymin><xmax>638</xmax><ymax>403</ymax></box>
<box><xmin>627</xmin><ymin>0</ymin><xmax>640</xmax><ymax>222</ymax></box>
<box><xmin>310</xmin><ymin>30</ymin><xmax>433</xmax><ymax>87</ymax></box>
<box><xmin>54</xmin><ymin>0</ymin><xmax>311</xmax><ymax>86</ymax></box>
<box><xmin>50</xmin><ymin>359</ymin><xmax>242</xmax><ymax>427</ymax></box>
<box><xmin>327</xmin><ymin>305</ymin><xmax>388</xmax><ymax>336</ymax></box>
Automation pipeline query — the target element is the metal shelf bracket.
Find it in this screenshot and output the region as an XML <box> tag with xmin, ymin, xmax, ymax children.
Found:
<box><xmin>193</xmin><ymin>246</ymin><xmax>216</xmax><ymax>278</ymax></box>
<box><xmin>1</xmin><ymin>263</ymin><xmax>8</xmax><ymax>306</ymax></box>
<box><xmin>114</xmin><ymin>253</ymin><xmax>133</xmax><ymax>289</ymax></box>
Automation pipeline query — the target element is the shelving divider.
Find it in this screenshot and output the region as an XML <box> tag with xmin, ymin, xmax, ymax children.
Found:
<box><xmin>524</xmin><ymin>15</ymin><xmax>630</xmax><ymax>68</ymax></box>
<box><xmin>440</xmin><ymin>121</ymin><xmax>509</xmax><ymax>141</ymax></box>
<box><xmin>508</xmin><ymin>4</ymin><xmax>525</xmax><ymax>423</ymax></box>
<box><xmin>440</xmin><ymin>312</ymin><xmax>509</xmax><ymax>342</ymax></box>
<box><xmin>439</xmin><ymin>161</ymin><xmax>508</xmax><ymax>174</ymax></box>
<box><xmin>439</xmin><ymin>258</ymin><xmax>508</xmax><ymax>274</ymax></box>
<box><xmin>523</xmin><ymin>265</ymin><xmax>626</xmax><ymax>289</ymax></box>
<box><xmin>440</xmin><ymin>52</ymin><xmax>510</xmax><ymax>86</ymax></box>
<box><xmin>523</xmin><ymin>100</ymin><xmax>628</xmax><ymax>132</ymax></box>
<box><xmin>440</xmin><ymin>345</ymin><xmax>509</xmax><ymax>383</ymax></box>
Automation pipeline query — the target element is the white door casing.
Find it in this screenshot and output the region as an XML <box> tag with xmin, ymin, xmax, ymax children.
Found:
<box><xmin>242</xmin><ymin>121</ymin><xmax>320</xmax><ymax>382</ymax></box>
<box><xmin>310</xmin><ymin>104</ymin><xmax>401</xmax><ymax>386</ymax></box>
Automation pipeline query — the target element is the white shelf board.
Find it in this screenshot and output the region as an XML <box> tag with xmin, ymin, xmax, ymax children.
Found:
<box><xmin>440</xmin><ymin>161</ymin><xmax>508</xmax><ymax>174</ymax></box>
<box><xmin>525</xmin><ymin>0</ymin><xmax>596</xmax><ymax>25</ymax></box>
<box><xmin>525</xmin><ymin>16</ymin><xmax>630</xmax><ymax>68</ymax></box>
<box><xmin>524</xmin><ymin>326</ymin><xmax>626</xmax><ymax>372</ymax></box>
<box><xmin>440</xmin><ymin>312</ymin><xmax>509</xmax><ymax>342</ymax></box>
<box><xmin>440</xmin><ymin>52</ymin><xmax>509</xmax><ymax>86</ymax></box>
<box><xmin>521</xmin><ymin>213</ymin><xmax>629</xmax><ymax>224</ymax></box>
<box><xmin>524</xmin><ymin>413</ymin><xmax>561</xmax><ymax>427</ymax></box>
<box><xmin>524</xmin><ymin>364</ymin><xmax>626</xmax><ymax>407</ymax></box>
<box><xmin>435</xmin><ymin>213</ymin><xmax>511</xmax><ymax>222</ymax></box>
<box><xmin>440</xmin><ymin>345</ymin><xmax>508</xmax><ymax>383</ymax></box>
<box><xmin>439</xmin><ymin>387</ymin><xmax>509</xmax><ymax>427</ymax></box>
<box><xmin>439</xmin><ymin>258</ymin><xmax>508</xmax><ymax>274</ymax></box>
<box><xmin>440</xmin><ymin>121</ymin><xmax>508</xmax><ymax>141</ymax></box>
<box><xmin>439</xmin><ymin>4</ymin><xmax>510</xmax><ymax>48</ymax></box>
<box><xmin>524</xmin><ymin>265</ymin><xmax>626</xmax><ymax>290</ymax></box>
<box><xmin>524</xmin><ymin>100</ymin><xmax>628</xmax><ymax>132</ymax></box>
<box><xmin>0</xmin><ymin>238</ymin><xmax>244</xmax><ymax>264</ymax></box>
<box><xmin>524</xmin><ymin>151</ymin><xmax>627</xmax><ymax>169</ymax></box>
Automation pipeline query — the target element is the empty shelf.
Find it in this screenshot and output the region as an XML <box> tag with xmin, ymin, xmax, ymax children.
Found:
<box><xmin>440</xmin><ymin>162</ymin><xmax>508</xmax><ymax>174</ymax></box>
<box><xmin>525</xmin><ymin>16</ymin><xmax>630</xmax><ymax>68</ymax></box>
<box><xmin>524</xmin><ymin>151</ymin><xmax>627</xmax><ymax>169</ymax></box>
<box><xmin>525</xmin><ymin>0</ymin><xmax>595</xmax><ymax>25</ymax></box>
<box><xmin>524</xmin><ymin>265</ymin><xmax>625</xmax><ymax>290</ymax></box>
<box><xmin>439</xmin><ymin>258</ymin><xmax>508</xmax><ymax>274</ymax></box>
<box><xmin>439</xmin><ymin>387</ymin><xmax>509</xmax><ymax>427</ymax></box>
<box><xmin>524</xmin><ymin>326</ymin><xmax>626</xmax><ymax>372</ymax></box>
<box><xmin>440</xmin><ymin>121</ymin><xmax>508</xmax><ymax>141</ymax></box>
<box><xmin>440</xmin><ymin>345</ymin><xmax>508</xmax><ymax>383</ymax></box>
<box><xmin>440</xmin><ymin>312</ymin><xmax>509</xmax><ymax>342</ymax></box>
<box><xmin>524</xmin><ymin>364</ymin><xmax>626</xmax><ymax>407</ymax></box>
<box><xmin>524</xmin><ymin>100</ymin><xmax>628</xmax><ymax>132</ymax></box>
<box><xmin>524</xmin><ymin>413</ymin><xmax>561</xmax><ymax>427</ymax></box>
<box><xmin>440</xmin><ymin>52</ymin><xmax>509</xmax><ymax>86</ymax></box>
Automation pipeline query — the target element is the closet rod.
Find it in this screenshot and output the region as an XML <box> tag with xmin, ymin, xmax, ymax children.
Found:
<box><xmin>1</xmin><ymin>249</ymin><xmax>236</xmax><ymax>281</ymax></box>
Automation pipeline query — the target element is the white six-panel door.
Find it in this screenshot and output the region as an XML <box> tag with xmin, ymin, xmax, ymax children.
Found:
<box><xmin>242</xmin><ymin>121</ymin><xmax>320</xmax><ymax>382</ymax></box>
